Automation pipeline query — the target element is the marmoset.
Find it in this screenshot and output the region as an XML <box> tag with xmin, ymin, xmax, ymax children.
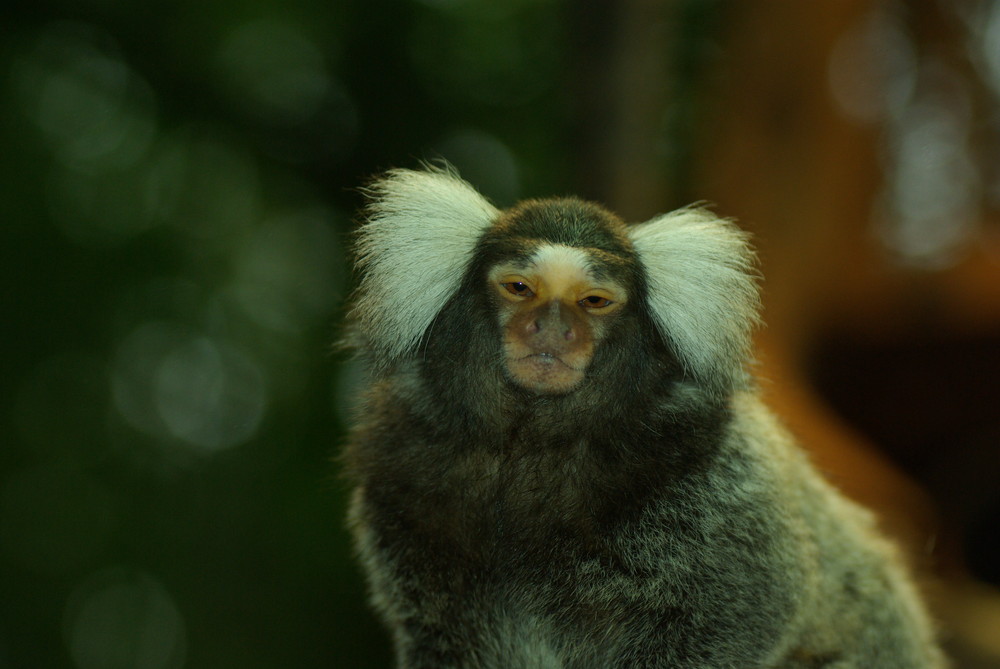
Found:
<box><xmin>343</xmin><ymin>165</ymin><xmax>946</xmax><ymax>668</ymax></box>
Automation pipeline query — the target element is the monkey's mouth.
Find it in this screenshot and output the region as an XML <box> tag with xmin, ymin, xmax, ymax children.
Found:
<box><xmin>522</xmin><ymin>352</ymin><xmax>576</xmax><ymax>369</ymax></box>
<box><xmin>508</xmin><ymin>352</ymin><xmax>585</xmax><ymax>394</ymax></box>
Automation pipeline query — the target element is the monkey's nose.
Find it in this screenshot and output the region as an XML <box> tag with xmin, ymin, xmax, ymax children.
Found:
<box><xmin>528</xmin><ymin>319</ymin><xmax>573</xmax><ymax>334</ymax></box>
<box><xmin>527</xmin><ymin>316</ymin><xmax>576</xmax><ymax>349</ymax></box>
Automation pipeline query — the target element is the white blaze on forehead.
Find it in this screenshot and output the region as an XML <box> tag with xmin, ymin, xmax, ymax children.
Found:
<box><xmin>527</xmin><ymin>244</ymin><xmax>591</xmax><ymax>296</ymax></box>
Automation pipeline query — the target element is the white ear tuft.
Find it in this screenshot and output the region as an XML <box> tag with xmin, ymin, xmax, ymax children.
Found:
<box><xmin>627</xmin><ymin>206</ymin><xmax>760</xmax><ymax>393</ymax></box>
<box><xmin>352</xmin><ymin>166</ymin><xmax>499</xmax><ymax>363</ymax></box>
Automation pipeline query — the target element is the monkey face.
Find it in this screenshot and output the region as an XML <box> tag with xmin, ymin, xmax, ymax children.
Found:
<box><xmin>489</xmin><ymin>244</ymin><xmax>627</xmax><ymax>394</ymax></box>
<box><xmin>355</xmin><ymin>168</ymin><xmax>758</xmax><ymax>397</ymax></box>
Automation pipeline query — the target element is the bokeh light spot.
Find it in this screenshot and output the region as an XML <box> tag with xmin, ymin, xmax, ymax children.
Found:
<box><xmin>880</xmin><ymin>79</ymin><xmax>979</xmax><ymax>267</ymax></box>
<box><xmin>63</xmin><ymin>568</ymin><xmax>186</xmax><ymax>669</ymax></box>
<box><xmin>828</xmin><ymin>7</ymin><xmax>916</xmax><ymax>124</ymax></box>
<box><xmin>154</xmin><ymin>336</ymin><xmax>267</xmax><ymax>451</ymax></box>
<box><xmin>13</xmin><ymin>22</ymin><xmax>157</xmax><ymax>173</ymax></box>
<box><xmin>229</xmin><ymin>208</ymin><xmax>344</xmax><ymax>334</ymax></box>
<box><xmin>112</xmin><ymin>322</ymin><xmax>268</xmax><ymax>453</ymax></box>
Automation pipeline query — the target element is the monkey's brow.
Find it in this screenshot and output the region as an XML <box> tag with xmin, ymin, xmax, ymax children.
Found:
<box><xmin>553</xmin><ymin>254</ymin><xmax>627</xmax><ymax>278</ymax></box>
<box><xmin>539</xmin><ymin>248</ymin><xmax>631</xmax><ymax>283</ymax></box>
<box><xmin>491</xmin><ymin>241</ymin><xmax>629</xmax><ymax>275</ymax></box>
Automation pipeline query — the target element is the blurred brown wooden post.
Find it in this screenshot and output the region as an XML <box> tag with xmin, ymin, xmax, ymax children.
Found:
<box><xmin>689</xmin><ymin>1</ymin><xmax>940</xmax><ymax>557</ymax></box>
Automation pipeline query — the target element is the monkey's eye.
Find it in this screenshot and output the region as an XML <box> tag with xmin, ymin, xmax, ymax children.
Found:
<box><xmin>580</xmin><ymin>295</ymin><xmax>613</xmax><ymax>309</ymax></box>
<box><xmin>502</xmin><ymin>282</ymin><xmax>535</xmax><ymax>298</ymax></box>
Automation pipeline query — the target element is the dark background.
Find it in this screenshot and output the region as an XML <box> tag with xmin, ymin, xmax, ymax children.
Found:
<box><xmin>3</xmin><ymin>1</ymin><xmax>1000</xmax><ymax>667</ymax></box>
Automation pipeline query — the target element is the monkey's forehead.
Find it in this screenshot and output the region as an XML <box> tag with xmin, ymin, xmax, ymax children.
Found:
<box><xmin>489</xmin><ymin>197</ymin><xmax>633</xmax><ymax>254</ymax></box>
<box><xmin>488</xmin><ymin>243</ymin><xmax>627</xmax><ymax>283</ymax></box>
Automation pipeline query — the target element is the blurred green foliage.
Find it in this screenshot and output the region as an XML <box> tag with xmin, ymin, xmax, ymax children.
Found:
<box><xmin>1</xmin><ymin>0</ymin><xmax>586</xmax><ymax>666</ymax></box>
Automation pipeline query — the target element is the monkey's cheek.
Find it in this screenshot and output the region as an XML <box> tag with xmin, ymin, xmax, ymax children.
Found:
<box><xmin>507</xmin><ymin>355</ymin><xmax>585</xmax><ymax>394</ymax></box>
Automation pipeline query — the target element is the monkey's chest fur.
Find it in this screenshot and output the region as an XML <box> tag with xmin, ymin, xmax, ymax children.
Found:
<box><xmin>347</xmin><ymin>397</ymin><xmax>812</xmax><ymax>668</ymax></box>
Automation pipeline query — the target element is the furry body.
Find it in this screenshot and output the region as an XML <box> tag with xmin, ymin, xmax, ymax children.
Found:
<box><xmin>344</xmin><ymin>167</ymin><xmax>945</xmax><ymax>668</ymax></box>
